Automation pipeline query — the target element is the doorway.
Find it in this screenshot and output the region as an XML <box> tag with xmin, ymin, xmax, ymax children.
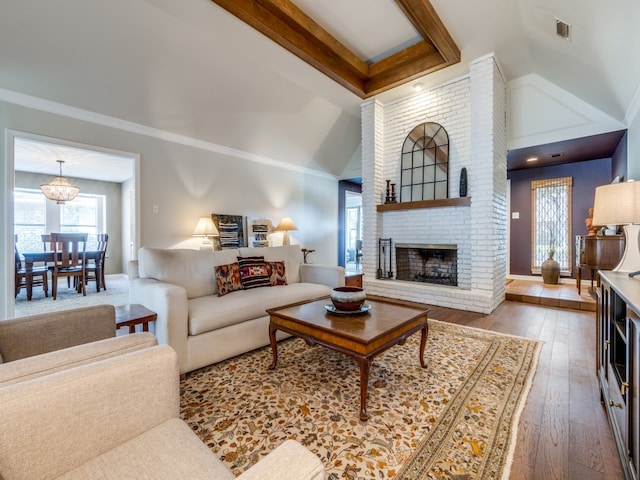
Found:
<box><xmin>338</xmin><ymin>180</ymin><xmax>362</xmax><ymax>271</ymax></box>
<box><xmin>7</xmin><ymin>131</ymin><xmax>140</xmax><ymax>318</ymax></box>
<box><xmin>345</xmin><ymin>191</ymin><xmax>362</xmax><ymax>272</ymax></box>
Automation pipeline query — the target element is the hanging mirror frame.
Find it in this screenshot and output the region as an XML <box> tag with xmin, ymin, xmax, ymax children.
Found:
<box><xmin>400</xmin><ymin>122</ymin><xmax>450</xmax><ymax>202</ymax></box>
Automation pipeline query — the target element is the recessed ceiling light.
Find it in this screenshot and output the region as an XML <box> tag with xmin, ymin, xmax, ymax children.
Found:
<box><xmin>526</xmin><ymin>157</ymin><xmax>538</xmax><ymax>162</ymax></box>
<box><xmin>413</xmin><ymin>83</ymin><xmax>424</xmax><ymax>92</ymax></box>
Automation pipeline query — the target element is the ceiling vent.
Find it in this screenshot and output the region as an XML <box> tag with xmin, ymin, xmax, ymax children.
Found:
<box><xmin>555</xmin><ymin>18</ymin><xmax>571</xmax><ymax>40</ymax></box>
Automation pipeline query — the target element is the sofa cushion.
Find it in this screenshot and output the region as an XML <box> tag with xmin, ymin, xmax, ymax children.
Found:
<box><xmin>214</xmin><ymin>262</ymin><xmax>243</xmax><ymax>297</ymax></box>
<box><xmin>237</xmin><ymin>256</ymin><xmax>271</xmax><ymax>289</ymax></box>
<box><xmin>56</xmin><ymin>418</ymin><xmax>234</xmax><ymax>480</ymax></box>
<box><xmin>239</xmin><ymin>245</ymin><xmax>304</xmax><ymax>283</ymax></box>
<box><xmin>211</xmin><ymin>249</ymin><xmax>242</xmax><ymax>266</ymax></box>
<box><xmin>188</xmin><ymin>283</ymin><xmax>332</xmax><ymax>336</ymax></box>
<box><xmin>138</xmin><ymin>248</ymin><xmax>217</xmax><ymax>299</ymax></box>
<box><xmin>266</xmin><ymin>261</ymin><xmax>288</xmax><ymax>286</ymax></box>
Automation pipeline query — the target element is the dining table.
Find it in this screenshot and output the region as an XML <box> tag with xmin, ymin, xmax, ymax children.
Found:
<box><xmin>22</xmin><ymin>250</ymin><xmax>103</xmax><ymax>300</ymax></box>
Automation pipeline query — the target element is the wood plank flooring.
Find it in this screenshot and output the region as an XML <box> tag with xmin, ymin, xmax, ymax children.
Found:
<box><xmin>424</xmin><ymin>300</ymin><xmax>625</xmax><ymax>480</ymax></box>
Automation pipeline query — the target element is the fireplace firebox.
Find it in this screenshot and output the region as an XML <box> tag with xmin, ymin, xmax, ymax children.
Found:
<box><xmin>395</xmin><ymin>243</ymin><xmax>458</xmax><ymax>286</ymax></box>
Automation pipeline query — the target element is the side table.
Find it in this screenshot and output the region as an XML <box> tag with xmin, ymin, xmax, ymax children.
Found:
<box><xmin>345</xmin><ymin>272</ymin><xmax>363</xmax><ymax>288</ymax></box>
<box><xmin>115</xmin><ymin>304</ymin><xmax>157</xmax><ymax>334</ymax></box>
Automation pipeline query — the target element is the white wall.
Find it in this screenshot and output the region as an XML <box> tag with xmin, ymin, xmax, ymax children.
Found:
<box><xmin>627</xmin><ymin>98</ymin><xmax>640</xmax><ymax>181</ymax></box>
<box><xmin>507</xmin><ymin>74</ymin><xmax>626</xmax><ymax>150</ymax></box>
<box><xmin>1</xmin><ymin>99</ymin><xmax>339</xmax><ymax>318</ymax></box>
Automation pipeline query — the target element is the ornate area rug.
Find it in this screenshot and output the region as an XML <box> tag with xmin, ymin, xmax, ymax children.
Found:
<box><xmin>180</xmin><ymin>319</ymin><xmax>541</xmax><ymax>479</ymax></box>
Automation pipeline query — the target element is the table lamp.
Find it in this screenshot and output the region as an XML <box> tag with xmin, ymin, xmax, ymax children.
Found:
<box><xmin>275</xmin><ymin>217</ymin><xmax>297</xmax><ymax>245</ymax></box>
<box><xmin>592</xmin><ymin>180</ymin><xmax>640</xmax><ymax>277</ymax></box>
<box><xmin>192</xmin><ymin>217</ymin><xmax>219</xmax><ymax>250</ymax></box>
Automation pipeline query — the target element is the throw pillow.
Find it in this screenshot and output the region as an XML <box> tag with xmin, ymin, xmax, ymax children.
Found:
<box><xmin>237</xmin><ymin>256</ymin><xmax>272</xmax><ymax>289</ymax></box>
<box><xmin>266</xmin><ymin>261</ymin><xmax>288</xmax><ymax>286</ymax></box>
<box><xmin>214</xmin><ymin>262</ymin><xmax>243</xmax><ymax>297</ymax></box>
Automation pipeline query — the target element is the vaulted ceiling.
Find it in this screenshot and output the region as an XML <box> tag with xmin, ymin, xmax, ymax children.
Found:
<box><xmin>1</xmin><ymin>0</ymin><xmax>639</xmax><ymax>179</ymax></box>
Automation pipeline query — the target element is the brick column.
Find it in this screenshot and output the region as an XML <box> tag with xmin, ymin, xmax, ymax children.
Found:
<box><xmin>469</xmin><ymin>55</ymin><xmax>508</xmax><ymax>309</ymax></box>
<box><xmin>361</xmin><ymin>99</ymin><xmax>384</xmax><ymax>282</ymax></box>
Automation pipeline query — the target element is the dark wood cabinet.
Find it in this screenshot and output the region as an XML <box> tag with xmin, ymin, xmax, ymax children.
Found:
<box><xmin>598</xmin><ymin>271</ymin><xmax>640</xmax><ymax>480</ymax></box>
<box><xmin>576</xmin><ymin>235</ymin><xmax>625</xmax><ymax>292</ymax></box>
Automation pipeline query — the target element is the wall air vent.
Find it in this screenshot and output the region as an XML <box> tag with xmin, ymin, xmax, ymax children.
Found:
<box><xmin>556</xmin><ymin>18</ymin><xmax>571</xmax><ymax>40</ymax></box>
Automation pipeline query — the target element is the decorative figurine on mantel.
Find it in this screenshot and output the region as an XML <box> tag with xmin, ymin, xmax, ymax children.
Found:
<box><xmin>384</xmin><ymin>180</ymin><xmax>397</xmax><ymax>204</ymax></box>
<box><xmin>585</xmin><ymin>207</ymin><xmax>598</xmax><ymax>236</ymax></box>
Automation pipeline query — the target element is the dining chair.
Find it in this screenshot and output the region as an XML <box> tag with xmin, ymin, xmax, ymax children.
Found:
<box><xmin>50</xmin><ymin>233</ymin><xmax>88</xmax><ymax>300</ymax></box>
<box><xmin>84</xmin><ymin>233</ymin><xmax>109</xmax><ymax>291</ymax></box>
<box><xmin>43</xmin><ymin>233</ymin><xmax>73</xmax><ymax>288</ymax></box>
<box><xmin>14</xmin><ymin>237</ymin><xmax>49</xmax><ymax>299</ymax></box>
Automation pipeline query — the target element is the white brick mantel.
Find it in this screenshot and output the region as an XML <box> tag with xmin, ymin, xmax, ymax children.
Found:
<box><xmin>361</xmin><ymin>54</ymin><xmax>507</xmax><ymax>314</ymax></box>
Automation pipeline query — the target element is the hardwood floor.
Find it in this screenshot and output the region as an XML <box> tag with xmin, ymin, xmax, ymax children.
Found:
<box><xmin>425</xmin><ymin>300</ymin><xmax>625</xmax><ymax>480</ymax></box>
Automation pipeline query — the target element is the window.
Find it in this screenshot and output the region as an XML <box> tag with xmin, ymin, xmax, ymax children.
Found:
<box><xmin>14</xmin><ymin>190</ymin><xmax>47</xmax><ymax>253</ymax></box>
<box><xmin>400</xmin><ymin>122</ymin><xmax>449</xmax><ymax>202</ymax></box>
<box><xmin>14</xmin><ymin>188</ymin><xmax>105</xmax><ymax>252</ymax></box>
<box><xmin>531</xmin><ymin>177</ymin><xmax>573</xmax><ymax>274</ymax></box>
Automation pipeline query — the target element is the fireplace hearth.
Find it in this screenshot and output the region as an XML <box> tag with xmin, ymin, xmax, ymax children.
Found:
<box><xmin>396</xmin><ymin>243</ymin><xmax>458</xmax><ymax>287</ymax></box>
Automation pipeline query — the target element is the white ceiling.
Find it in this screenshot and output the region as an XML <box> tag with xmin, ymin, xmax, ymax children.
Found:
<box><xmin>2</xmin><ymin>0</ymin><xmax>639</xmax><ymax>179</ymax></box>
<box><xmin>292</xmin><ymin>0</ymin><xmax>422</xmax><ymax>63</ymax></box>
<box><xmin>13</xmin><ymin>137</ymin><xmax>134</xmax><ymax>183</ymax></box>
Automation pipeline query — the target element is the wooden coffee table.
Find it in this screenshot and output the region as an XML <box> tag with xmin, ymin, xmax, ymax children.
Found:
<box><xmin>267</xmin><ymin>295</ymin><xmax>430</xmax><ymax>421</ymax></box>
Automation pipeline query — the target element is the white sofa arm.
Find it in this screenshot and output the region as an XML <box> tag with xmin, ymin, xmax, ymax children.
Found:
<box><xmin>237</xmin><ymin>440</ymin><xmax>325</xmax><ymax>480</ymax></box>
<box><xmin>299</xmin><ymin>264</ymin><xmax>345</xmax><ymax>288</ymax></box>
<box><xmin>129</xmin><ymin>277</ymin><xmax>190</xmax><ymax>374</ymax></box>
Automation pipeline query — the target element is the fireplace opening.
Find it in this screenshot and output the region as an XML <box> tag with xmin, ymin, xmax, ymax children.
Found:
<box><xmin>396</xmin><ymin>243</ymin><xmax>458</xmax><ymax>287</ymax></box>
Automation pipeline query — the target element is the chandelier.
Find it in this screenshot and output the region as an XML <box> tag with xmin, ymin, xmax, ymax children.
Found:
<box><xmin>40</xmin><ymin>160</ymin><xmax>80</xmax><ymax>204</ymax></box>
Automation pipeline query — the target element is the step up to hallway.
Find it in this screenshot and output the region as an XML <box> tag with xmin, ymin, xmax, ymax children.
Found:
<box><xmin>505</xmin><ymin>279</ymin><xmax>596</xmax><ymax>312</ymax></box>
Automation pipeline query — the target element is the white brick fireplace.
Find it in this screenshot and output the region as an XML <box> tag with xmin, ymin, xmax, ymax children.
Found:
<box><xmin>361</xmin><ymin>54</ymin><xmax>507</xmax><ymax>314</ymax></box>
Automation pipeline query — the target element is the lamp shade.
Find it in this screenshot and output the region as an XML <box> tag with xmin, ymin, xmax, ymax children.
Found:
<box><xmin>275</xmin><ymin>217</ymin><xmax>298</xmax><ymax>232</ymax></box>
<box><xmin>592</xmin><ymin>180</ymin><xmax>640</xmax><ymax>274</ymax></box>
<box><xmin>592</xmin><ymin>181</ymin><xmax>640</xmax><ymax>226</ymax></box>
<box><xmin>40</xmin><ymin>160</ymin><xmax>80</xmax><ymax>205</ymax></box>
<box><xmin>192</xmin><ymin>217</ymin><xmax>219</xmax><ymax>237</ymax></box>
<box><xmin>275</xmin><ymin>217</ymin><xmax>297</xmax><ymax>245</ymax></box>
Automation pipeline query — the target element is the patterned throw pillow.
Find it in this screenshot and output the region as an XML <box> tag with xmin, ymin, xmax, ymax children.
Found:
<box><xmin>266</xmin><ymin>261</ymin><xmax>288</xmax><ymax>286</ymax></box>
<box><xmin>237</xmin><ymin>256</ymin><xmax>272</xmax><ymax>289</ymax></box>
<box><xmin>214</xmin><ymin>262</ymin><xmax>243</xmax><ymax>297</ymax></box>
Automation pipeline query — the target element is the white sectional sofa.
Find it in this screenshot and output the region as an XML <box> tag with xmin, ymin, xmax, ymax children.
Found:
<box><xmin>129</xmin><ymin>245</ymin><xmax>344</xmax><ymax>374</ymax></box>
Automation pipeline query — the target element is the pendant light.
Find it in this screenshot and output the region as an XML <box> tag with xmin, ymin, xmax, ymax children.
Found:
<box><xmin>40</xmin><ymin>160</ymin><xmax>80</xmax><ymax>204</ymax></box>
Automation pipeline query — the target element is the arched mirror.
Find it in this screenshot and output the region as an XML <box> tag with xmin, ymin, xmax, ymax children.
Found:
<box><xmin>400</xmin><ymin>122</ymin><xmax>449</xmax><ymax>202</ymax></box>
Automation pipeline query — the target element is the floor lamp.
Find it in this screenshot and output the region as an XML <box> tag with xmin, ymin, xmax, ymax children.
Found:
<box><xmin>592</xmin><ymin>180</ymin><xmax>640</xmax><ymax>277</ymax></box>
